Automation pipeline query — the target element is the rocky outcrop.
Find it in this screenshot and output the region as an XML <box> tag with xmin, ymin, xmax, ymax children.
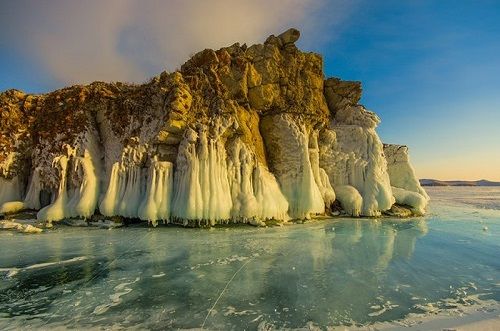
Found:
<box><xmin>324</xmin><ymin>78</ymin><xmax>362</xmax><ymax>116</ymax></box>
<box><xmin>0</xmin><ymin>28</ymin><xmax>428</xmax><ymax>226</ymax></box>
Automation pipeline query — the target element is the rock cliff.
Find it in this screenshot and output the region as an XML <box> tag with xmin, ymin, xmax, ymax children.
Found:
<box><xmin>0</xmin><ymin>28</ymin><xmax>428</xmax><ymax>226</ymax></box>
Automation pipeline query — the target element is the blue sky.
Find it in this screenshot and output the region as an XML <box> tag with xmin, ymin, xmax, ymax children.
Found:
<box><xmin>307</xmin><ymin>0</ymin><xmax>500</xmax><ymax>181</ymax></box>
<box><xmin>1</xmin><ymin>0</ymin><xmax>499</xmax><ymax>180</ymax></box>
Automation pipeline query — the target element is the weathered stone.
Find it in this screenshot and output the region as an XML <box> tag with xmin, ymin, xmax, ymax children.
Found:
<box><xmin>278</xmin><ymin>28</ymin><xmax>300</xmax><ymax>45</ymax></box>
<box><xmin>324</xmin><ymin>78</ymin><xmax>362</xmax><ymax>115</ymax></box>
<box><xmin>248</xmin><ymin>84</ymin><xmax>280</xmax><ymax>110</ymax></box>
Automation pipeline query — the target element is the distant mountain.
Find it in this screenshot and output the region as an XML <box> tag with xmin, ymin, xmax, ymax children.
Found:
<box><xmin>420</xmin><ymin>179</ymin><xmax>500</xmax><ymax>186</ymax></box>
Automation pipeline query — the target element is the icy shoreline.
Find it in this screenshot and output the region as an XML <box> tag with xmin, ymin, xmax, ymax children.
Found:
<box><xmin>0</xmin><ymin>203</ymin><xmax>424</xmax><ymax>233</ymax></box>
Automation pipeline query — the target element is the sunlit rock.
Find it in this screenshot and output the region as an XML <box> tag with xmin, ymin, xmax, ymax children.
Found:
<box><xmin>0</xmin><ymin>28</ymin><xmax>427</xmax><ymax>225</ymax></box>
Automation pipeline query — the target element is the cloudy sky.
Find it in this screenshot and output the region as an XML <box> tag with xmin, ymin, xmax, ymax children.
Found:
<box><xmin>1</xmin><ymin>0</ymin><xmax>499</xmax><ymax>180</ymax></box>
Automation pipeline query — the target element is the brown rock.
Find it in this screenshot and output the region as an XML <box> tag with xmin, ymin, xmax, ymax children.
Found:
<box><xmin>278</xmin><ymin>28</ymin><xmax>300</xmax><ymax>45</ymax></box>
<box><xmin>324</xmin><ymin>78</ymin><xmax>362</xmax><ymax>115</ymax></box>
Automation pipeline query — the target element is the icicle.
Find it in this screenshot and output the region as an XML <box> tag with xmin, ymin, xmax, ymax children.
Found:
<box><xmin>24</xmin><ymin>167</ymin><xmax>42</xmax><ymax>210</ymax></box>
<box><xmin>138</xmin><ymin>159</ymin><xmax>173</xmax><ymax>226</ymax></box>
<box><xmin>253</xmin><ymin>164</ymin><xmax>289</xmax><ymax>221</ymax></box>
<box><xmin>118</xmin><ymin>166</ymin><xmax>143</xmax><ymax>218</ymax></box>
<box><xmin>262</xmin><ymin>115</ymin><xmax>324</xmax><ymax>219</ymax></box>
<box><xmin>66</xmin><ymin>138</ymin><xmax>101</xmax><ymax>218</ymax></box>
<box><xmin>36</xmin><ymin>131</ymin><xmax>102</xmax><ymax>222</ymax></box>
<box><xmin>171</xmin><ymin>127</ymin><xmax>233</xmax><ymax>223</ymax></box>
<box><xmin>99</xmin><ymin>163</ymin><xmax>144</xmax><ymax>218</ymax></box>
<box><xmin>227</xmin><ymin>138</ymin><xmax>289</xmax><ymax>223</ymax></box>
<box><xmin>227</xmin><ymin>138</ymin><xmax>260</xmax><ymax>220</ymax></box>
<box><xmin>99</xmin><ymin>162</ymin><xmax>122</xmax><ymax>217</ymax></box>
<box><xmin>37</xmin><ymin>155</ymin><xmax>69</xmax><ymax>222</ymax></box>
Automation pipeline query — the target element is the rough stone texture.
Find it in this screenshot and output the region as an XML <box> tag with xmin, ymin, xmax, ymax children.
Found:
<box><xmin>0</xmin><ymin>28</ymin><xmax>427</xmax><ymax>224</ymax></box>
<box><xmin>324</xmin><ymin>78</ymin><xmax>362</xmax><ymax>116</ymax></box>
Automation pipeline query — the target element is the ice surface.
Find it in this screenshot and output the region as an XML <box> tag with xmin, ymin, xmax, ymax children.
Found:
<box><xmin>1</xmin><ymin>187</ymin><xmax>499</xmax><ymax>330</ymax></box>
<box><xmin>0</xmin><ymin>220</ymin><xmax>43</xmax><ymax>234</ymax></box>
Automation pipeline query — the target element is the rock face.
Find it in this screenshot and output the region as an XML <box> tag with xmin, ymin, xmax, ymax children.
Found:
<box><xmin>0</xmin><ymin>28</ymin><xmax>428</xmax><ymax>226</ymax></box>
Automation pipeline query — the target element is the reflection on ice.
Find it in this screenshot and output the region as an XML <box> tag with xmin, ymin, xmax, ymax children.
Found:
<box><xmin>0</xmin><ymin>218</ymin><xmax>432</xmax><ymax>329</ymax></box>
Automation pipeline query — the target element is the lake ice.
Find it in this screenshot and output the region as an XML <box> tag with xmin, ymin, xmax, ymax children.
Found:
<box><xmin>0</xmin><ymin>187</ymin><xmax>499</xmax><ymax>329</ymax></box>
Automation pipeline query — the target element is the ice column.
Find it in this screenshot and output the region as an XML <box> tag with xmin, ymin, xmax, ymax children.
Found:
<box><xmin>171</xmin><ymin>127</ymin><xmax>233</xmax><ymax>223</ymax></box>
<box><xmin>37</xmin><ymin>155</ymin><xmax>70</xmax><ymax>222</ymax></box>
<box><xmin>138</xmin><ymin>159</ymin><xmax>173</xmax><ymax>226</ymax></box>
<box><xmin>23</xmin><ymin>168</ymin><xmax>42</xmax><ymax>210</ymax></box>
<box><xmin>309</xmin><ymin>130</ymin><xmax>336</xmax><ymax>207</ymax></box>
<box><xmin>99</xmin><ymin>163</ymin><xmax>143</xmax><ymax>218</ymax></box>
<box><xmin>320</xmin><ymin>109</ymin><xmax>395</xmax><ymax>216</ymax></box>
<box><xmin>227</xmin><ymin>138</ymin><xmax>289</xmax><ymax>222</ymax></box>
<box><xmin>0</xmin><ymin>176</ymin><xmax>23</xmax><ymax>214</ymax></box>
<box><xmin>384</xmin><ymin>144</ymin><xmax>429</xmax><ymax>214</ymax></box>
<box><xmin>261</xmin><ymin>114</ymin><xmax>325</xmax><ymax>219</ymax></box>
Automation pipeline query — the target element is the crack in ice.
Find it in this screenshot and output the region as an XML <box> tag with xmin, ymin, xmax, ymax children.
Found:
<box><xmin>201</xmin><ymin>257</ymin><xmax>255</xmax><ymax>329</ymax></box>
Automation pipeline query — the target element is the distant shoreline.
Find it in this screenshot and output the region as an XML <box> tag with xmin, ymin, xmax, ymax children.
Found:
<box><xmin>420</xmin><ymin>179</ymin><xmax>500</xmax><ymax>187</ymax></box>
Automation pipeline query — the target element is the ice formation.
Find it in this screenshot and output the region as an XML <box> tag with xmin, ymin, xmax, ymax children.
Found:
<box><xmin>319</xmin><ymin>105</ymin><xmax>395</xmax><ymax>216</ymax></box>
<box><xmin>261</xmin><ymin>114</ymin><xmax>326</xmax><ymax>219</ymax></box>
<box><xmin>23</xmin><ymin>168</ymin><xmax>42</xmax><ymax>210</ymax></box>
<box><xmin>138</xmin><ymin>159</ymin><xmax>173</xmax><ymax>225</ymax></box>
<box><xmin>0</xmin><ymin>28</ymin><xmax>428</xmax><ymax>225</ymax></box>
<box><xmin>335</xmin><ymin>185</ymin><xmax>362</xmax><ymax>216</ymax></box>
<box><xmin>0</xmin><ymin>177</ymin><xmax>22</xmax><ymax>209</ymax></box>
<box><xmin>384</xmin><ymin>144</ymin><xmax>429</xmax><ymax>215</ymax></box>
<box><xmin>36</xmin><ymin>155</ymin><xmax>70</xmax><ymax>222</ymax></box>
<box><xmin>227</xmin><ymin>138</ymin><xmax>289</xmax><ymax>223</ymax></box>
<box><xmin>171</xmin><ymin>126</ymin><xmax>233</xmax><ymax>223</ymax></box>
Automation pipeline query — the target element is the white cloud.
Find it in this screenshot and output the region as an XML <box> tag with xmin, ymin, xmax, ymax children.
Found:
<box><xmin>1</xmin><ymin>0</ymin><xmax>356</xmax><ymax>85</ymax></box>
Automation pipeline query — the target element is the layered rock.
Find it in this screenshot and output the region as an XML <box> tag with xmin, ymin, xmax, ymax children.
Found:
<box><xmin>0</xmin><ymin>28</ymin><xmax>428</xmax><ymax>226</ymax></box>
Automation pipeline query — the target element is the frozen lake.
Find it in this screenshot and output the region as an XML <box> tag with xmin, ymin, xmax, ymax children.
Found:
<box><xmin>1</xmin><ymin>187</ymin><xmax>499</xmax><ymax>329</ymax></box>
